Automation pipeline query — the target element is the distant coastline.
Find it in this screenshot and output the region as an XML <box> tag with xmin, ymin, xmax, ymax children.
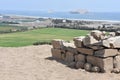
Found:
<box><xmin>7</xmin><ymin>14</ymin><xmax>120</xmax><ymax>22</ymax></box>
<box><xmin>1</xmin><ymin>10</ymin><xmax>120</xmax><ymax>22</ymax></box>
<box><xmin>1</xmin><ymin>13</ymin><xmax>120</xmax><ymax>33</ymax></box>
<box><xmin>5</xmin><ymin>14</ymin><xmax>120</xmax><ymax>23</ymax></box>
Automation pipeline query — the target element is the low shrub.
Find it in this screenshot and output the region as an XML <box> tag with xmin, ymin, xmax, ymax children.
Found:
<box><xmin>33</xmin><ymin>41</ymin><xmax>51</xmax><ymax>45</ymax></box>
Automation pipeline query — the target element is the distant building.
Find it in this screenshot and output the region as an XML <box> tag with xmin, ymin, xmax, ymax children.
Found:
<box><xmin>0</xmin><ymin>16</ymin><xmax>2</xmax><ymax>18</ymax></box>
<box><xmin>102</xmin><ymin>24</ymin><xmax>113</xmax><ymax>28</ymax></box>
<box><xmin>62</xmin><ymin>19</ymin><xmax>66</xmax><ymax>23</ymax></box>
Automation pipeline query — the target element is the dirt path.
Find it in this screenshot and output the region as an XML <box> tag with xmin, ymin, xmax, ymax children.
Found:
<box><xmin>0</xmin><ymin>45</ymin><xmax>119</xmax><ymax>80</ymax></box>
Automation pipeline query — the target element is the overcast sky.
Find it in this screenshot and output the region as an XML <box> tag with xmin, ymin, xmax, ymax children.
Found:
<box><xmin>0</xmin><ymin>0</ymin><xmax>119</xmax><ymax>12</ymax></box>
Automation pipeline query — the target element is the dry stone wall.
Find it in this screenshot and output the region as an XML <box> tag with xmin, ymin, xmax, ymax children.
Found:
<box><xmin>51</xmin><ymin>30</ymin><xmax>120</xmax><ymax>73</ymax></box>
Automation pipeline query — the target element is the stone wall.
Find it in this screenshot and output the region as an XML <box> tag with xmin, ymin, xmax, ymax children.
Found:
<box><xmin>51</xmin><ymin>30</ymin><xmax>120</xmax><ymax>73</ymax></box>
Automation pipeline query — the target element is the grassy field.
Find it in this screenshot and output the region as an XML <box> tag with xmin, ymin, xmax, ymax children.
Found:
<box><xmin>0</xmin><ymin>24</ymin><xmax>27</xmax><ymax>32</ymax></box>
<box><xmin>0</xmin><ymin>28</ymin><xmax>89</xmax><ymax>47</ymax></box>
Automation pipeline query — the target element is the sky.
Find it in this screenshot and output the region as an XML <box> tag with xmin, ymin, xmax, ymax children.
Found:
<box><xmin>0</xmin><ymin>0</ymin><xmax>119</xmax><ymax>12</ymax></box>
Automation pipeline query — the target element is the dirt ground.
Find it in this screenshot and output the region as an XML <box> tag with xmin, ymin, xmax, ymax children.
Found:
<box><xmin>0</xmin><ymin>45</ymin><xmax>120</xmax><ymax>80</ymax></box>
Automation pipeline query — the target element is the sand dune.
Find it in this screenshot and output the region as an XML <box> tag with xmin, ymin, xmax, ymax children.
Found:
<box><xmin>0</xmin><ymin>45</ymin><xmax>119</xmax><ymax>80</ymax></box>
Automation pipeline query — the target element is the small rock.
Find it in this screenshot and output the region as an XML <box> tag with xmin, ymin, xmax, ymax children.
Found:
<box><xmin>116</xmin><ymin>31</ymin><xmax>120</xmax><ymax>36</ymax></box>
<box><xmin>68</xmin><ymin>62</ymin><xmax>76</xmax><ymax>68</ymax></box>
<box><xmin>111</xmin><ymin>68</ymin><xmax>120</xmax><ymax>73</ymax></box>
<box><xmin>91</xmin><ymin>66</ymin><xmax>100</xmax><ymax>72</ymax></box>
<box><xmin>84</xmin><ymin>63</ymin><xmax>92</xmax><ymax>72</ymax></box>
<box><xmin>108</xmin><ymin>32</ymin><xmax>116</xmax><ymax>37</ymax></box>
<box><xmin>76</xmin><ymin>61</ymin><xmax>85</xmax><ymax>69</ymax></box>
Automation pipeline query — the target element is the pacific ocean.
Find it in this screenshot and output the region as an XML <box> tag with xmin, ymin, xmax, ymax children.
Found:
<box><xmin>0</xmin><ymin>10</ymin><xmax>120</xmax><ymax>21</ymax></box>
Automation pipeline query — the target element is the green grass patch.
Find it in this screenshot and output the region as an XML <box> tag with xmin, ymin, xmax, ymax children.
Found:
<box><xmin>0</xmin><ymin>24</ymin><xmax>27</xmax><ymax>32</ymax></box>
<box><xmin>0</xmin><ymin>28</ymin><xmax>89</xmax><ymax>47</ymax></box>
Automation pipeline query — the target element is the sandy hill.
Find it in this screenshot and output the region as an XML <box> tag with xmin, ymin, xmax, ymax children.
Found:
<box><xmin>0</xmin><ymin>45</ymin><xmax>119</xmax><ymax>80</ymax></box>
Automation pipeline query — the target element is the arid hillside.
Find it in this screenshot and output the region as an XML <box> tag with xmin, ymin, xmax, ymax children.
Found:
<box><xmin>0</xmin><ymin>45</ymin><xmax>119</xmax><ymax>80</ymax></box>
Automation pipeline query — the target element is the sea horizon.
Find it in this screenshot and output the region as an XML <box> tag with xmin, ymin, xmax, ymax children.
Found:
<box><xmin>1</xmin><ymin>10</ymin><xmax>120</xmax><ymax>22</ymax></box>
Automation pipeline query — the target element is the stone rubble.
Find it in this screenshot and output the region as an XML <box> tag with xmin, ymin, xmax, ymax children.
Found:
<box><xmin>51</xmin><ymin>30</ymin><xmax>120</xmax><ymax>73</ymax></box>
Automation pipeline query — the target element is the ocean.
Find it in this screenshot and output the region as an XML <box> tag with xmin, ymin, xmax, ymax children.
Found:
<box><xmin>0</xmin><ymin>10</ymin><xmax>120</xmax><ymax>21</ymax></box>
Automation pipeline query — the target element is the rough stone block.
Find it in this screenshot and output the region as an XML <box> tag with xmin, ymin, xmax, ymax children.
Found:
<box><xmin>113</xmin><ymin>55</ymin><xmax>120</xmax><ymax>69</ymax></box>
<box><xmin>73</xmin><ymin>36</ymin><xmax>85</xmax><ymax>48</ymax></box>
<box><xmin>75</xmin><ymin>54</ymin><xmax>85</xmax><ymax>62</ymax></box>
<box><xmin>51</xmin><ymin>48</ymin><xmax>62</xmax><ymax>59</ymax></box>
<box><xmin>83</xmin><ymin>35</ymin><xmax>98</xmax><ymax>46</ymax></box>
<box><xmin>67</xmin><ymin>47</ymin><xmax>78</xmax><ymax>55</ymax></box>
<box><xmin>118</xmin><ymin>50</ymin><xmax>120</xmax><ymax>55</ymax></box>
<box><xmin>87</xmin><ymin>45</ymin><xmax>104</xmax><ymax>50</ymax></box>
<box><xmin>65</xmin><ymin>51</ymin><xmax>74</xmax><ymax>63</ymax></box>
<box><xmin>102</xmin><ymin>36</ymin><xmax>120</xmax><ymax>48</ymax></box>
<box><xmin>90</xmin><ymin>30</ymin><xmax>104</xmax><ymax>40</ymax></box>
<box><xmin>76</xmin><ymin>61</ymin><xmax>85</xmax><ymax>69</ymax></box>
<box><xmin>63</xmin><ymin>42</ymin><xmax>77</xmax><ymax>54</ymax></box>
<box><xmin>63</xmin><ymin>42</ymin><xmax>75</xmax><ymax>48</ymax></box>
<box><xmin>68</xmin><ymin>62</ymin><xmax>76</xmax><ymax>68</ymax></box>
<box><xmin>94</xmin><ymin>49</ymin><xmax>118</xmax><ymax>57</ymax></box>
<box><xmin>66</xmin><ymin>47</ymin><xmax>78</xmax><ymax>54</ymax></box>
<box><xmin>77</xmin><ymin>48</ymin><xmax>94</xmax><ymax>55</ymax></box>
<box><xmin>116</xmin><ymin>31</ymin><xmax>120</xmax><ymax>36</ymax></box>
<box><xmin>51</xmin><ymin>39</ymin><xmax>64</xmax><ymax>49</ymax></box>
<box><xmin>108</xmin><ymin>32</ymin><xmax>116</xmax><ymax>37</ymax></box>
<box><xmin>87</xmin><ymin>56</ymin><xmax>113</xmax><ymax>72</ymax></box>
<box><xmin>111</xmin><ymin>68</ymin><xmax>120</xmax><ymax>73</ymax></box>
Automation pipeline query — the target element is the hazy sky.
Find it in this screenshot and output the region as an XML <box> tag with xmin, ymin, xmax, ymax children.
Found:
<box><xmin>0</xmin><ymin>0</ymin><xmax>119</xmax><ymax>12</ymax></box>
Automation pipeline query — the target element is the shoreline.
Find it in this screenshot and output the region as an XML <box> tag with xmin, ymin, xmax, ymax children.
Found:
<box><xmin>6</xmin><ymin>14</ymin><xmax>120</xmax><ymax>23</ymax></box>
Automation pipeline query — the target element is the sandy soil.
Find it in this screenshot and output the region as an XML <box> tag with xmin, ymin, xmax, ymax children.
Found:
<box><xmin>0</xmin><ymin>45</ymin><xmax>120</xmax><ymax>80</ymax></box>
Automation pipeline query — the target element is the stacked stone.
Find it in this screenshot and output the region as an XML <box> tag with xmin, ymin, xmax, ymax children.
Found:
<box><xmin>51</xmin><ymin>30</ymin><xmax>120</xmax><ymax>73</ymax></box>
<box><xmin>51</xmin><ymin>39</ymin><xmax>77</xmax><ymax>66</ymax></box>
<box><xmin>74</xmin><ymin>30</ymin><xmax>120</xmax><ymax>73</ymax></box>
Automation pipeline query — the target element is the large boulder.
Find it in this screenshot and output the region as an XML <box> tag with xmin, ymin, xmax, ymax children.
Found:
<box><xmin>87</xmin><ymin>45</ymin><xmax>104</xmax><ymax>50</ymax></box>
<box><xmin>75</xmin><ymin>54</ymin><xmax>86</xmax><ymax>62</ymax></box>
<box><xmin>73</xmin><ymin>36</ymin><xmax>85</xmax><ymax>48</ymax></box>
<box><xmin>65</xmin><ymin>51</ymin><xmax>74</xmax><ymax>63</ymax></box>
<box><xmin>77</xmin><ymin>47</ymin><xmax>94</xmax><ymax>55</ymax></box>
<box><xmin>102</xmin><ymin>36</ymin><xmax>120</xmax><ymax>48</ymax></box>
<box><xmin>83</xmin><ymin>35</ymin><xmax>99</xmax><ymax>46</ymax></box>
<box><xmin>116</xmin><ymin>31</ymin><xmax>120</xmax><ymax>36</ymax></box>
<box><xmin>68</xmin><ymin>62</ymin><xmax>76</xmax><ymax>68</ymax></box>
<box><xmin>63</xmin><ymin>42</ymin><xmax>77</xmax><ymax>54</ymax></box>
<box><xmin>113</xmin><ymin>55</ymin><xmax>120</xmax><ymax>69</ymax></box>
<box><xmin>51</xmin><ymin>39</ymin><xmax>64</xmax><ymax>49</ymax></box>
<box><xmin>94</xmin><ymin>49</ymin><xmax>119</xmax><ymax>58</ymax></box>
<box><xmin>51</xmin><ymin>48</ymin><xmax>62</xmax><ymax>59</ymax></box>
<box><xmin>90</xmin><ymin>30</ymin><xmax>105</xmax><ymax>40</ymax></box>
<box><xmin>87</xmin><ymin>56</ymin><xmax>113</xmax><ymax>72</ymax></box>
<box><xmin>86</xmin><ymin>41</ymin><xmax>103</xmax><ymax>50</ymax></box>
<box><xmin>108</xmin><ymin>32</ymin><xmax>116</xmax><ymax>37</ymax></box>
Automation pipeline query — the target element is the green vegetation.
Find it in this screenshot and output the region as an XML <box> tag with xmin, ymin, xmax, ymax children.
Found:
<box><xmin>0</xmin><ymin>28</ymin><xmax>89</xmax><ymax>47</ymax></box>
<box><xmin>0</xmin><ymin>24</ymin><xmax>28</xmax><ymax>33</ymax></box>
